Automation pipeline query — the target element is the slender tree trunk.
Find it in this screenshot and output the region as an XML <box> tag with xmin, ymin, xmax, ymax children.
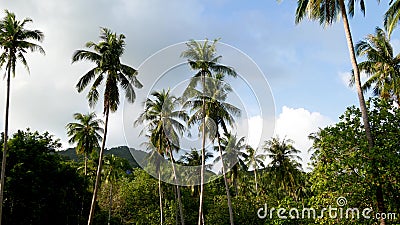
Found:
<box><xmin>254</xmin><ymin>168</ymin><xmax>258</xmax><ymax>195</ymax></box>
<box><xmin>87</xmin><ymin>106</ymin><xmax>109</xmax><ymax>225</ymax></box>
<box><xmin>173</xmin><ymin>186</ymin><xmax>178</xmax><ymax>225</ymax></box>
<box><xmin>198</xmin><ymin>72</ymin><xmax>206</xmax><ymax>225</ymax></box>
<box><xmin>339</xmin><ymin>1</ymin><xmax>374</xmax><ymax>150</ymax></box>
<box><xmin>158</xmin><ymin>170</ymin><xmax>163</xmax><ymax>225</ymax></box>
<box><xmin>233</xmin><ymin>167</ymin><xmax>238</xmax><ymax>196</ymax></box>
<box><xmin>84</xmin><ymin>152</ymin><xmax>88</xmax><ymax>176</ymax></box>
<box><xmin>0</xmin><ymin>67</ymin><xmax>11</xmax><ymax>225</ymax></box>
<box><xmin>167</xmin><ymin>146</ymin><xmax>185</xmax><ymax>225</ymax></box>
<box><xmin>217</xmin><ymin>135</ymin><xmax>234</xmax><ymax>225</ymax></box>
<box><xmin>339</xmin><ymin>2</ymin><xmax>384</xmax><ymax>225</ymax></box>
<box><xmin>107</xmin><ymin>183</ymin><xmax>113</xmax><ymax>225</ymax></box>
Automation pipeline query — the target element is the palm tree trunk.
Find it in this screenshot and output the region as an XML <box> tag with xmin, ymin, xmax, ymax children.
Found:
<box><xmin>158</xmin><ymin>170</ymin><xmax>163</xmax><ymax>225</ymax></box>
<box><xmin>107</xmin><ymin>183</ymin><xmax>113</xmax><ymax>225</ymax></box>
<box><xmin>217</xmin><ymin>135</ymin><xmax>234</xmax><ymax>225</ymax></box>
<box><xmin>233</xmin><ymin>166</ymin><xmax>238</xmax><ymax>196</ymax></box>
<box><xmin>84</xmin><ymin>152</ymin><xmax>88</xmax><ymax>176</ymax></box>
<box><xmin>339</xmin><ymin>2</ymin><xmax>384</xmax><ymax>225</ymax></box>
<box><xmin>167</xmin><ymin>147</ymin><xmax>185</xmax><ymax>225</ymax></box>
<box><xmin>87</xmin><ymin>106</ymin><xmax>109</xmax><ymax>225</ymax></box>
<box><xmin>339</xmin><ymin>1</ymin><xmax>374</xmax><ymax>149</ymax></box>
<box><xmin>254</xmin><ymin>168</ymin><xmax>258</xmax><ymax>195</ymax></box>
<box><xmin>198</xmin><ymin>72</ymin><xmax>206</xmax><ymax>225</ymax></box>
<box><xmin>0</xmin><ymin>67</ymin><xmax>11</xmax><ymax>225</ymax></box>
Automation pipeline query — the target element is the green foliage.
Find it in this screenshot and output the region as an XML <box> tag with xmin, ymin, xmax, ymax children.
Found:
<box><xmin>72</xmin><ymin>27</ymin><xmax>142</xmax><ymax>112</ymax></box>
<box><xmin>309</xmin><ymin>98</ymin><xmax>400</xmax><ymax>224</ymax></box>
<box><xmin>2</xmin><ymin>129</ymin><xmax>91</xmax><ymax>225</ymax></box>
<box><xmin>0</xmin><ymin>10</ymin><xmax>45</xmax><ymax>76</ymax></box>
<box><xmin>66</xmin><ymin>112</ymin><xmax>104</xmax><ymax>157</ymax></box>
<box><xmin>353</xmin><ymin>27</ymin><xmax>400</xmax><ymax>104</ymax></box>
<box><xmin>114</xmin><ymin>170</ymin><xmax>161</xmax><ymax>224</ymax></box>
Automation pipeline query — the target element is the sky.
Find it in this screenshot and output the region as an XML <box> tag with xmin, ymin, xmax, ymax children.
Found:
<box><xmin>0</xmin><ymin>0</ymin><xmax>396</xmax><ymax>170</ymax></box>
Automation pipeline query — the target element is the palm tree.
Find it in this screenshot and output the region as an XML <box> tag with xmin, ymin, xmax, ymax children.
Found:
<box><xmin>139</xmin><ymin>138</ymin><xmax>166</xmax><ymax>225</ymax></box>
<box><xmin>66</xmin><ymin>112</ymin><xmax>104</xmax><ymax>175</ymax></box>
<box><xmin>181</xmin><ymin>39</ymin><xmax>237</xmax><ymax>225</ymax></box>
<box><xmin>185</xmin><ymin>74</ymin><xmax>240</xmax><ymax>225</ymax></box>
<box><xmin>384</xmin><ymin>0</ymin><xmax>400</xmax><ymax>38</ymax></box>
<box><xmin>243</xmin><ymin>146</ymin><xmax>266</xmax><ymax>195</ymax></box>
<box><xmin>0</xmin><ymin>10</ymin><xmax>44</xmax><ymax>224</ymax></box>
<box><xmin>178</xmin><ymin>149</ymin><xmax>214</xmax><ymax>197</ymax></box>
<box><xmin>294</xmin><ymin>2</ymin><xmax>386</xmax><ymax>223</ymax></box>
<box><xmin>263</xmin><ymin>137</ymin><xmax>302</xmax><ymax>197</ymax></box>
<box><xmin>350</xmin><ymin>27</ymin><xmax>400</xmax><ymax>104</ymax></box>
<box><xmin>135</xmin><ymin>89</ymin><xmax>188</xmax><ymax>225</ymax></box>
<box><xmin>216</xmin><ymin>133</ymin><xmax>247</xmax><ymax>197</ymax></box>
<box><xmin>103</xmin><ymin>154</ymin><xmax>128</xmax><ymax>225</ymax></box>
<box><xmin>72</xmin><ymin>27</ymin><xmax>142</xmax><ymax>225</ymax></box>
<box><xmin>295</xmin><ymin>0</ymin><xmax>374</xmax><ymax>161</ymax></box>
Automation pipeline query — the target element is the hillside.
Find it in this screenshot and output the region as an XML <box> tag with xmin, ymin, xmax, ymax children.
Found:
<box><xmin>57</xmin><ymin>146</ymin><xmax>148</xmax><ymax>168</ymax></box>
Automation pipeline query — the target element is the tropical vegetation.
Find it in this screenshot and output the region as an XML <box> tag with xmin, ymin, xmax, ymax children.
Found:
<box><xmin>0</xmin><ymin>6</ymin><xmax>399</xmax><ymax>225</ymax></box>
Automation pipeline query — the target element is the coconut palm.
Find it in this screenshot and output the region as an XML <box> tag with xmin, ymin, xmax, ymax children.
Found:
<box><xmin>103</xmin><ymin>154</ymin><xmax>129</xmax><ymax>225</ymax></box>
<box><xmin>185</xmin><ymin>74</ymin><xmax>240</xmax><ymax>225</ymax></box>
<box><xmin>66</xmin><ymin>112</ymin><xmax>104</xmax><ymax>176</ymax></box>
<box><xmin>135</xmin><ymin>89</ymin><xmax>188</xmax><ymax>225</ymax></box>
<box><xmin>139</xmin><ymin>138</ymin><xmax>166</xmax><ymax>225</ymax></box>
<box><xmin>215</xmin><ymin>133</ymin><xmax>247</xmax><ymax>196</ymax></box>
<box><xmin>384</xmin><ymin>0</ymin><xmax>400</xmax><ymax>38</ymax></box>
<box><xmin>178</xmin><ymin>149</ymin><xmax>214</xmax><ymax>197</ymax></box>
<box><xmin>350</xmin><ymin>27</ymin><xmax>400</xmax><ymax>104</ymax></box>
<box><xmin>181</xmin><ymin>39</ymin><xmax>237</xmax><ymax>225</ymax></box>
<box><xmin>243</xmin><ymin>146</ymin><xmax>266</xmax><ymax>195</ymax></box>
<box><xmin>295</xmin><ymin>0</ymin><xmax>374</xmax><ymax>159</ymax></box>
<box><xmin>0</xmin><ymin>10</ymin><xmax>44</xmax><ymax>224</ymax></box>
<box><xmin>263</xmin><ymin>137</ymin><xmax>302</xmax><ymax>196</ymax></box>
<box><xmin>294</xmin><ymin>2</ymin><xmax>386</xmax><ymax>222</ymax></box>
<box><xmin>72</xmin><ymin>27</ymin><xmax>142</xmax><ymax>225</ymax></box>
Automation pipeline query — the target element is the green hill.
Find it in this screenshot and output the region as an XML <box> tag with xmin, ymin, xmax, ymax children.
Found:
<box><xmin>57</xmin><ymin>146</ymin><xmax>148</xmax><ymax>168</ymax></box>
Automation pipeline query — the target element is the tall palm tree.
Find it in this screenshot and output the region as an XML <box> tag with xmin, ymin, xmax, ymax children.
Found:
<box><xmin>350</xmin><ymin>27</ymin><xmax>400</xmax><ymax>104</ymax></box>
<box><xmin>103</xmin><ymin>154</ymin><xmax>128</xmax><ymax>225</ymax></box>
<box><xmin>0</xmin><ymin>10</ymin><xmax>44</xmax><ymax>224</ymax></box>
<box><xmin>185</xmin><ymin>74</ymin><xmax>240</xmax><ymax>225</ymax></box>
<box><xmin>243</xmin><ymin>146</ymin><xmax>266</xmax><ymax>195</ymax></box>
<box><xmin>181</xmin><ymin>39</ymin><xmax>237</xmax><ymax>225</ymax></box>
<box><xmin>295</xmin><ymin>0</ymin><xmax>374</xmax><ymax>162</ymax></box>
<box><xmin>384</xmin><ymin>0</ymin><xmax>400</xmax><ymax>38</ymax></box>
<box><xmin>139</xmin><ymin>138</ymin><xmax>166</xmax><ymax>225</ymax></box>
<box><xmin>66</xmin><ymin>112</ymin><xmax>104</xmax><ymax>175</ymax></box>
<box><xmin>263</xmin><ymin>137</ymin><xmax>302</xmax><ymax>197</ymax></box>
<box><xmin>72</xmin><ymin>27</ymin><xmax>142</xmax><ymax>225</ymax></box>
<box><xmin>294</xmin><ymin>2</ymin><xmax>386</xmax><ymax>223</ymax></box>
<box><xmin>135</xmin><ymin>89</ymin><xmax>188</xmax><ymax>225</ymax></box>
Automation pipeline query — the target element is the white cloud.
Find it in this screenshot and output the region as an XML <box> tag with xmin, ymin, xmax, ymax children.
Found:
<box><xmin>246</xmin><ymin>115</ymin><xmax>263</xmax><ymax>148</ymax></box>
<box><xmin>274</xmin><ymin>106</ymin><xmax>333</xmax><ymax>170</ymax></box>
<box><xmin>339</xmin><ymin>71</ymin><xmax>352</xmax><ymax>88</ymax></box>
<box><xmin>338</xmin><ymin>71</ymin><xmax>369</xmax><ymax>92</ymax></box>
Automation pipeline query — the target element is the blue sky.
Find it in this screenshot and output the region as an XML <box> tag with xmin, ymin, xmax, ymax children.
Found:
<box><xmin>0</xmin><ymin>0</ymin><xmax>396</xmax><ymax>169</ymax></box>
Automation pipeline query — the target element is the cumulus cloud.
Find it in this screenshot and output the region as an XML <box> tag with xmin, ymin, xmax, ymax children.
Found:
<box><xmin>274</xmin><ymin>106</ymin><xmax>333</xmax><ymax>170</ymax></box>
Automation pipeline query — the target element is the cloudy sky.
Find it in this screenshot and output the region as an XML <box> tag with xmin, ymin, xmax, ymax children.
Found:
<box><xmin>0</xmin><ymin>0</ymin><xmax>396</xmax><ymax>169</ymax></box>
